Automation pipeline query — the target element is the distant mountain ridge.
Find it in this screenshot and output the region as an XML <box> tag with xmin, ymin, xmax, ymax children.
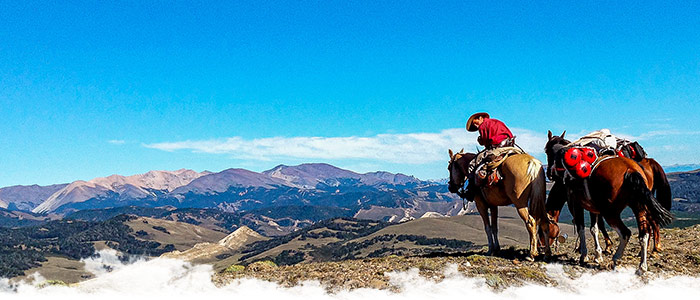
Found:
<box><xmin>33</xmin><ymin>169</ymin><xmax>209</xmax><ymax>213</ymax></box>
<box><xmin>0</xmin><ymin>184</ymin><xmax>68</xmax><ymax>211</ymax></box>
<box><xmin>0</xmin><ymin>164</ymin><xmax>448</xmax><ymax>222</ymax></box>
<box><xmin>663</xmin><ymin>164</ymin><xmax>700</xmax><ymax>173</ymax></box>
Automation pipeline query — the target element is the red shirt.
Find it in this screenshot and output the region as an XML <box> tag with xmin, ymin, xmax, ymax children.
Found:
<box><xmin>478</xmin><ymin>118</ymin><xmax>513</xmax><ymax>148</ymax></box>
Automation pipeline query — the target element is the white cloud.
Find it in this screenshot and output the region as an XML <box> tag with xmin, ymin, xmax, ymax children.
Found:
<box><xmin>143</xmin><ymin>128</ymin><xmax>547</xmax><ymax>164</ymax></box>
<box><xmin>2</xmin><ymin>252</ymin><xmax>698</xmax><ymax>299</ymax></box>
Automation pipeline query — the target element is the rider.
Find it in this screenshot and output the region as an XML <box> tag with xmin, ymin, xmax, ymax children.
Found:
<box><xmin>462</xmin><ymin>112</ymin><xmax>515</xmax><ymax>201</ymax></box>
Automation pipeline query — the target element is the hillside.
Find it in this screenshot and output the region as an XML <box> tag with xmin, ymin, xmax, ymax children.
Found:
<box><xmin>668</xmin><ymin>169</ymin><xmax>700</xmax><ymax>212</ymax></box>
<box><xmin>173</xmin><ymin>208</ymin><xmax>575</xmax><ymax>272</ymax></box>
<box><xmin>63</xmin><ymin>205</ymin><xmax>355</xmax><ymax>237</ymax></box>
<box><xmin>162</xmin><ymin>226</ymin><xmax>268</xmax><ymax>263</ymax></box>
<box><xmin>213</xmin><ymin>224</ymin><xmax>700</xmax><ymax>291</ymax></box>
<box><xmin>0</xmin><ymin>208</ymin><xmax>59</xmax><ymax>228</ymax></box>
<box><xmin>1</xmin><ymin>214</ymin><xmax>227</xmax><ymax>282</ymax></box>
<box><xmin>124</xmin><ymin>216</ymin><xmax>228</xmax><ymax>251</ymax></box>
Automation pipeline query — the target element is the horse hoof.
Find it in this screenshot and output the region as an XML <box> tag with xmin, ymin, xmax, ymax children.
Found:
<box><xmin>526</xmin><ymin>256</ymin><xmax>535</xmax><ymax>262</ymax></box>
<box><xmin>635</xmin><ymin>268</ymin><xmax>646</xmax><ymax>276</ymax></box>
<box><xmin>578</xmin><ymin>256</ymin><xmax>587</xmax><ymax>266</ymax></box>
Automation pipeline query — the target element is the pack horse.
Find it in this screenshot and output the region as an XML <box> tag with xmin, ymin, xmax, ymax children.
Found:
<box><xmin>543</xmin><ymin>131</ymin><xmax>673</xmax><ymax>274</ymax></box>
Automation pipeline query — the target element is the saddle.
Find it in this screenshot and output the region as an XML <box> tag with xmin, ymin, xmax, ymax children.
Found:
<box><xmin>474</xmin><ymin>146</ymin><xmax>526</xmax><ymax>187</ymax></box>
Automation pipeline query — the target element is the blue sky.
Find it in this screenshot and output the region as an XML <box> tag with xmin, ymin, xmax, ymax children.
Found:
<box><xmin>1</xmin><ymin>1</ymin><xmax>699</xmax><ymax>186</ymax></box>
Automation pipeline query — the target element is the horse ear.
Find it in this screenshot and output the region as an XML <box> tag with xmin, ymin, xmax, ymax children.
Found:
<box><xmin>459</xmin><ymin>148</ymin><xmax>464</xmax><ymax>153</ymax></box>
<box><xmin>449</xmin><ymin>149</ymin><xmax>454</xmax><ymax>158</ymax></box>
<box><xmin>560</xmin><ymin>130</ymin><xmax>566</xmax><ymax>138</ymax></box>
<box><xmin>548</xmin><ymin>130</ymin><xmax>553</xmax><ymax>140</ymax></box>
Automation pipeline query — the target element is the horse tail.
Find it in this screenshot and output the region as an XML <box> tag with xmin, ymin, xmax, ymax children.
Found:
<box><xmin>649</xmin><ymin>159</ymin><xmax>672</xmax><ymax>211</ymax></box>
<box><xmin>624</xmin><ymin>171</ymin><xmax>674</xmax><ymax>227</ymax></box>
<box><xmin>527</xmin><ymin>158</ymin><xmax>547</xmax><ymax>222</ymax></box>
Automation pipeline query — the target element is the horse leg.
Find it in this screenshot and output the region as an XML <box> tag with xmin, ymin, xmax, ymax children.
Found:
<box><xmin>475</xmin><ymin>198</ymin><xmax>495</xmax><ymax>255</ymax></box>
<box><xmin>516</xmin><ymin>206</ymin><xmax>539</xmax><ymax>261</ymax></box>
<box><xmin>490</xmin><ymin>206</ymin><xmax>501</xmax><ymax>253</ymax></box>
<box><xmin>538</xmin><ymin>217</ymin><xmax>553</xmax><ymax>259</ymax></box>
<box><xmin>652</xmin><ymin>221</ymin><xmax>663</xmax><ymax>255</ymax></box>
<box><xmin>589</xmin><ymin>212</ymin><xmax>604</xmax><ymax>264</ymax></box>
<box><xmin>570</xmin><ymin>197</ymin><xmax>588</xmax><ymax>264</ymax></box>
<box><xmin>598</xmin><ymin>214</ymin><xmax>614</xmax><ymax>254</ymax></box>
<box><xmin>604</xmin><ymin>214</ymin><xmax>631</xmax><ymax>270</ymax></box>
<box><xmin>637</xmin><ymin>231</ymin><xmax>650</xmax><ymax>275</ymax></box>
<box><xmin>632</xmin><ymin>208</ymin><xmax>654</xmax><ymax>275</ymax></box>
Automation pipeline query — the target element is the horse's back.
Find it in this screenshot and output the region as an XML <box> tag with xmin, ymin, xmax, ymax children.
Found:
<box><xmin>595</xmin><ymin>157</ymin><xmax>648</xmax><ymax>185</ymax></box>
<box><xmin>500</xmin><ymin>153</ymin><xmax>543</xmax><ymax>194</ymax></box>
<box><xmin>502</xmin><ymin>153</ymin><xmax>541</xmax><ymax>179</ymax></box>
<box><xmin>592</xmin><ymin>157</ymin><xmax>651</xmax><ymax>203</ymax></box>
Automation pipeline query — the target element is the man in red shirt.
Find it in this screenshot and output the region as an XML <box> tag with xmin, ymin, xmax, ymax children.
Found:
<box><xmin>467</xmin><ymin>112</ymin><xmax>514</xmax><ymax>149</ymax></box>
<box><xmin>461</xmin><ymin>112</ymin><xmax>515</xmax><ymax>201</ymax></box>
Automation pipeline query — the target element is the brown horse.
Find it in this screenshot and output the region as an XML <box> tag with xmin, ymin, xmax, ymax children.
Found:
<box><xmin>448</xmin><ymin>149</ymin><xmax>553</xmax><ymax>260</ymax></box>
<box><xmin>541</xmin><ymin>133</ymin><xmax>673</xmax><ymax>257</ymax></box>
<box><xmin>543</xmin><ymin>132</ymin><xmax>673</xmax><ymax>274</ymax></box>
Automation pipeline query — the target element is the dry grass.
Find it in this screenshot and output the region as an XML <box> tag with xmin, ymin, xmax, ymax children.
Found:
<box><xmin>214</xmin><ymin>225</ymin><xmax>700</xmax><ymax>291</ymax></box>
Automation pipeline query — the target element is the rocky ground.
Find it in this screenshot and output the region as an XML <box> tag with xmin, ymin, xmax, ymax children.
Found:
<box><xmin>213</xmin><ymin>224</ymin><xmax>700</xmax><ymax>291</ymax></box>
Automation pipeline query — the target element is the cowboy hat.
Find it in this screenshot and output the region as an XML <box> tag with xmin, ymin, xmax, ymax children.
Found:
<box><xmin>466</xmin><ymin>112</ymin><xmax>489</xmax><ymax>132</ymax></box>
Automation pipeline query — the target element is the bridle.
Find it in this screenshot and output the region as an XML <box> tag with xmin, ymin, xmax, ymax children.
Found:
<box><xmin>545</xmin><ymin>138</ymin><xmax>569</xmax><ymax>182</ymax></box>
<box><xmin>448</xmin><ymin>154</ymin><xmax>469</xmax><ymax>208</ymax></box>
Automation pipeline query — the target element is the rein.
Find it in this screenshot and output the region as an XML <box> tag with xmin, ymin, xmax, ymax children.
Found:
<box><xmin>449</xmin><ymin>155</ymin><xmax>471</xmax><ymax>210</ymax></box>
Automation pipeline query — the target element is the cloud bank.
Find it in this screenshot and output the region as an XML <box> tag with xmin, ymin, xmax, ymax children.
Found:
<box><xmin>1</xmin><ymin>250</ymin><xmax>698</xmax><ymax>300</ymax></box>
<box><xmin>144</xmin><ymin>128</ymin><xmax>547</xmax><ymax>164</ymax></box>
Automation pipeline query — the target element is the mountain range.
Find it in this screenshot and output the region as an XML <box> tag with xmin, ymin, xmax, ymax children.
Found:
<box><xmin>0</xmin><ymin>163</ymin><xmax>462</xmax><ymax>222</ymax></box>
<box><xmin>3</xmin><ymin>163</ymin><xmax>699</xmax><ymax>229</ymax></box>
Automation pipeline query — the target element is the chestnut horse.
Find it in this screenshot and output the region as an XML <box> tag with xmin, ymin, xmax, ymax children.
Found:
<box><xmin>543</xmin><ymin>132</ymin><xmax>673</xmax><ymax>274</ymax></box>
<box><xmin>448</xmin><ymin>149</ymin><xmax>553</xmax><ymax>260</ymax></box>
<box><xmin>542</xmin><ymin>132</ymin><xmax>673</xmax><ymax>256</ymax></box>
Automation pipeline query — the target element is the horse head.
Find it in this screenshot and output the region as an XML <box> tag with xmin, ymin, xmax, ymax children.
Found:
<box><xmin>544</xmin><ymin>130</ymin><xmax>570</xmax><ymax>180</ymax></box>
<box><xmin>447</xmin><ymin>148</ymin><xmax>475</xmax><ymax>195</ymax></box>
